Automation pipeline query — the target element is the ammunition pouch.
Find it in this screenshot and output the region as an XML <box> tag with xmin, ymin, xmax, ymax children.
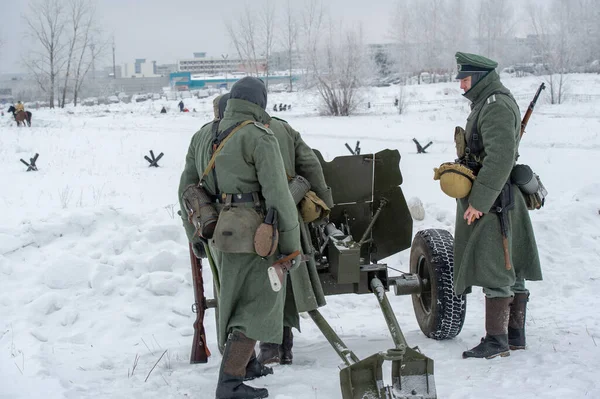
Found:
<box><xmin>454</xmin><ymin>126</ymin><xmax>467</xmax><ymax>159</ymax></box>
<box><xmin>182</xmin><ymin>184</ymin><xmax>219</xmax><ymax>239</ymax></box>
<box><xmin>511</xmin><ymin>164</ymin><xmax>547</xmax><ymax>210</ymax></box>
<box><xmin>211</xmin><ymin>193</ymin><xmax>264</xmax><ymax>254</ymax></box>
<box><xmin>433</xmin><ymin>162</ymin><xmax>476</xmax><ymax>199</ymax></box>
<box><xmin>300</xmin><ymin>190</ymin><xmax>330</xmax><ymax>223</ymax></box>
<box><xmin>288</xmin><ymin>174</ymin><xmax>331</xmax><ymax>222</ymax></box>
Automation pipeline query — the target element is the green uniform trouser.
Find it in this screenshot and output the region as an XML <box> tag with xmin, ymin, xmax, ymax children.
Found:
<box><xmin>283</xmin><ymin>275</ymin><xmax>300</xmax><ymax>330</ymax></box>
<box><xmin>483</xmin><ymin>278</ymin><xmax>528</xmax><ymax>298</ymax></box>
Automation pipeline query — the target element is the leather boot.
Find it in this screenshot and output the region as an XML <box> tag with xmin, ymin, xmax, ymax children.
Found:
<box><xmin>245</xmin><ymin>351</ymin><xmax>273</xmax><ymax>381</ymax></box>
<box><xmin>257</xmin><ymin>342</ymin><xmax>280</xmax><ymax>365</ymax></box>
<box><xmin>279</xmin><ymin>327</ymin><xmax>293</xmax><ymax>365</ymax></box>
<box><xmin>463</xmin><ymin>297</ymin><xmax>512</xmax><ymax>359</ymax></box>
<box><xmin>216</xmin><ymin>331</ymin><xmax>269</xmax><ymax>399</ymax></box>
<box><xmin>509</xmin><ymin>292</ymin><xmax>529</xmax><ymax>350</ymax></box>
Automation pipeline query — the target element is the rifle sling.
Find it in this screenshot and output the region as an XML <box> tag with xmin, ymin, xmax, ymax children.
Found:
<box><xmin>201</xmin><ymin>120</ymin><xmax>254</xmax><ymax>181</ymax></box>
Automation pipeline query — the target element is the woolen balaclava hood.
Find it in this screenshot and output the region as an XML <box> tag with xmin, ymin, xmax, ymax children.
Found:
<box><xmin>230</xmin><ymin>77</ymin><xmax>268</xmax><ymax>110</ymax></box>
<box><xmin>469</xmin><ymin>71</ymin><xmax>488</xmax><ymax>87</ymax></box>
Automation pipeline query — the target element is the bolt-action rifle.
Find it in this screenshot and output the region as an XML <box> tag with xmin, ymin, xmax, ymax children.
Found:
<box><xmin>520</xmin><ymin>82</ymin><xmax>546</xmax><ymax>138</ymax></box>
<box><xmin>189</xmin><ymin>242</ymin><xmax>211</xmax><ymax>363</ymax></box>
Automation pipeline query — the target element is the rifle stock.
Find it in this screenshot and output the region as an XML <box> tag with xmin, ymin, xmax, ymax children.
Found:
<box><xmin>189</xmin><ymin>242</ymin><xmax>211</xmax><ymax>364</ymax></box>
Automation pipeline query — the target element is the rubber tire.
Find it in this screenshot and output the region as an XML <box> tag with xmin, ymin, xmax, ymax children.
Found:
<box><xmin>214</xmin><ymin>281</ymin><xmax>225</xmax><ymax>355</ymax></box>
<box><xmin>410</xmin><ymin>229</ymin><xmax>466</xmax><ymax>340</ymax></box>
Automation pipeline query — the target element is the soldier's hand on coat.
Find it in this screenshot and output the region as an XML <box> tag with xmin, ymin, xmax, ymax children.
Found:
<box><xmin>464</xmin><ymin>204</ymin><xmax>483</xmax><ymax>225</ymax></box>
<box><xmin>278</xmin><ymin>252</ymin><xmax>305</xmax><ymax>272</ymax></box>
<box><xmin>191</xmin><ymin>241</ymin><xmax>207</xmax><ymax>259</ymax></box>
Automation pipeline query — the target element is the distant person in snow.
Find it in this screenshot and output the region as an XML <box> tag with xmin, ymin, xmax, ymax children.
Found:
<box><xmin>178</xmin><ymin>100</ymin><xmax>184</xmax><ymax>112</ymax></box>
<box><xmin>451</xmin><ymin>51</ymin><xmax>542</xmax><ymax>360</ymax></box>
<box><xmin>160</xmin><ymin>106</ymin><xmax>167</xmax><ymax>114</ymax></box>
<box><xmin>273</xmin><ymin>104</ymin><xmax>278</xmax><ymax>112</ymax></box>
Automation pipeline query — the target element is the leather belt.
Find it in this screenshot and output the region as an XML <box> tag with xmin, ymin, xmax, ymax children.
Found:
<box><xmin>213</xmin><ymin>192</ymin><xmax>260</xmax><ymax>204</ymax></box>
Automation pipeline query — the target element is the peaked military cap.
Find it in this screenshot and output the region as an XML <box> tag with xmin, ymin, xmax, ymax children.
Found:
<box><xmin>455</xmin><ymin>52</ymin><xmax>498</xmax><ymax>79</ymax></box>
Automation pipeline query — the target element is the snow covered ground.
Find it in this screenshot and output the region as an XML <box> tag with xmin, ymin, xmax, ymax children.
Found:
<box><xmin>1</xmin><ymin>74</ymin><xmax>600</xmax><ymax>399</ymax></box>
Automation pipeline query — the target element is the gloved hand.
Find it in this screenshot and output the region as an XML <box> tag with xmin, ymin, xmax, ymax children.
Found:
<box><xmin>191</xmin><ymin>240</ymin><xmax>207</xmax><ymax>259</ymax></box>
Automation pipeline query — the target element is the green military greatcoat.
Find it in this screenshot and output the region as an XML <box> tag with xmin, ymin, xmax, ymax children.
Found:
<box><xmin>267</xmin><ymin>116</ymin><xmax>331</xmax><ymax>329</ymax></box>
<box><xmin>453</xmin><ymin>71</ymin><xmax>542</xmax><ymax>295</ymax></box>
<box><xmin>178</xmin><ymin>98</ymin><xmax>301</xmax><ymax>347</ymax></box>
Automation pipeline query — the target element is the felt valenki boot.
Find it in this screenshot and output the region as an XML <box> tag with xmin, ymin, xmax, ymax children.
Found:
<box><xmin>463</xmin><ymin>297</ymin><xmax>512</xmax><ymax>359</ymax></box>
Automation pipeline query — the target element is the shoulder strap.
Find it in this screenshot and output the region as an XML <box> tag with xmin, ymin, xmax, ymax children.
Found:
<box><xmin>201</xmin><ymin>120</ymin><xmax>254</xmax><ymax>180</ymax></box>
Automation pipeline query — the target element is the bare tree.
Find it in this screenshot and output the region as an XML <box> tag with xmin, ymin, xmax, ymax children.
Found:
<box><xmin>280</xmin><ymin>0</ymin><xmax>299</xmax><ymax>91</ymax></box>
<box><xmin>299</xmin><ymin>0</ymin><xmax>325</xmax><ymax>80</ymax></box>
<box><xmin>389</xmin><ymin>0</ymin><xmax>462</xmax><ymax>79</ymax></box>
<box><xmin>226</xmin><ymin>8</ymin><xmax>262</xmax><ymax>76</ymax></box>
<box><xmin>60</xmin><ymin>0</ymin><xmax>88</xmax><ymax>108</ymax></box>
<box><xmin>311</xmin><ymin>20</ymin><xmax>368</xmax><ymax>116</ymax></box>
<box><xmin>528</xmin><ymin>0</ymin><xmax>575</xmax><ymax>104</ymax></box>
<box><xmin>71</xmin><ymin>4</ymin><xmax>106</xmax><ymax>106</ymax></box>
<box><xmin>259</xmin><ymin>0</ymin><xmax>276</xmax><ymax>91</ymax></box>
<box><xmin>23</xmin><ymin>0</ymin><xmax>67</xmax><ymax>108</ymax></box>
<box><xmin>475</xmin><ymin>0</ymin><xmax>515</xmax><ymax>61</ymax></box>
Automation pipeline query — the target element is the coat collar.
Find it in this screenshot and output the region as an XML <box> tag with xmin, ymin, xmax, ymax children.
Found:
<box><xmin>223</xmin><ymin>98</ymin><xmax>270</xmax><ymax>125</ymax></box>
<box><xmin>463</xmin><ymin>70</ymin><xmax>502</xmax><ymax>104</ymax></box>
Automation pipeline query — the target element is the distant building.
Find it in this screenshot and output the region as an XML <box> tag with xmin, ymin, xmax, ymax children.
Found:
<box><xmin>178</xmin><ymin>53</ymin><xmax>266</xmax><ymax>75</ymax></box>
<box><xmin>155</xmin><ymin>63</ymin><xmax>178</xmax><ymax>77</ymax></box>
<box><xmin>122</xmin><ymin>59</ymin><xmax>161</xmax><ymax>78</ymax></box>
<box><xmin>169</xmin><ymin>71</ymin><xmax>298</xmax><ymax>91</ymax></box>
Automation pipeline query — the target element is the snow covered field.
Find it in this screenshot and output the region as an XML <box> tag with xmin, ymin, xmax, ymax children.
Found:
<box><xmin>1</xmin><ymin>74</ymin><xmax>600</xmax><ymax>399</ymax></box>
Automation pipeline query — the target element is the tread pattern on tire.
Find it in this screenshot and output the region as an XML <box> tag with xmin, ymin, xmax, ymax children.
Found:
<box><xmin>416</xmin><ymin>228</ymin><xmax>467</xmax><ymax>340</ymax></box>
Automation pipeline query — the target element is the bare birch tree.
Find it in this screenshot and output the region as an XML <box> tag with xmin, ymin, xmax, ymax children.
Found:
<box><xmin>310</xmin><ymin>20</ymin><xmax>368</xmax><ymax>116</ymax></box>
<box><xmin>475</xmin><ymin>0</ymin><xmax>515</xmax><ymax>61</ymax></box>
<box><xmin>527</xmin><ymin>0</ymin><xmax>575</xmax><ymax>104</ymax></box>
<box><xmin>226</xmin><ymin>8</ymin><xmax>261</xmax><ymax>76</ymax></box>
<box><xmin>280</xmin><ymin>0</ymin><xmax>298</xmax><ymax>91</ymax></box>
<box><xmin>259</xmin><ymin>0</ymin><xmax>276</xmax><ymax>91</ymax></box>
<box><xmin>23</xmin><ymin>0</ymin><xmax>67</xmax><ymax>108</ymax></box>
<box><xmin>299</xmin><ymin>0</ymin><xmax>325</xmax><ymax>80</ymax></box>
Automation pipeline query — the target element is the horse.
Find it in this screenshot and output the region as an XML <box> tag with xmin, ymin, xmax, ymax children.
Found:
<box><xmin>7</xmin><ymin>105</ymin><xmax>32</xmax><ymax>127</ymax></box>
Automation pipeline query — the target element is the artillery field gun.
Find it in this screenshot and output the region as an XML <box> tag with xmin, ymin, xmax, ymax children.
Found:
<box><xmin>201</xmin><ymin>146</ymin><xmax>467</xmax><ymax>399</ymax></box>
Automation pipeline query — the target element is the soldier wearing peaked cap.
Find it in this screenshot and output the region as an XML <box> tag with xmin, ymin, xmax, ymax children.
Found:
<box><xmin>452</xmin><ymin>52</ymin><xmax>542</xmax><ymax>360</ymax></box>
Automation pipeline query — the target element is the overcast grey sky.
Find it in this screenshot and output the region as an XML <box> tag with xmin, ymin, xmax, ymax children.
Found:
<box><xmin>0</xmin><ymin>0</ymin><xmax>401</xmax><ymax>74</ymax></box>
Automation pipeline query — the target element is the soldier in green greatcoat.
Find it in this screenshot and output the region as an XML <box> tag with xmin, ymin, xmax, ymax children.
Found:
<box><xmin>178</xmin><ymin>77</ymin><xmax>302</xmax><ymax>399</ymax></box>
<box><xmin>256</xmin><ymin>115</ymin><xmax>333</xmax><ymax>366</ymax></box>
<box><xmin>453</xmin><ymin>52</ymin><xmax>542</xmax><ymax>359</ymax></box>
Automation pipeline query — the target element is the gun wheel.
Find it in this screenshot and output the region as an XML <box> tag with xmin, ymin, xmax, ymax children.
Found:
<box><xmin>410</xmin><ymin>229</ymin><xmax>466</xmax><ymax>340</ymax></box>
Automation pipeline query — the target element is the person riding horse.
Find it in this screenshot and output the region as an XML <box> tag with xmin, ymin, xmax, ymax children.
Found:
<box><xmin>15</xmin><ymin>101</ymin><xmax>25</xmax><ymax>114</ymax></box>
<box><xmin>8</xmin><ymin>102</ymin><xmax>32</xmax><ymax>127</ymax></box>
